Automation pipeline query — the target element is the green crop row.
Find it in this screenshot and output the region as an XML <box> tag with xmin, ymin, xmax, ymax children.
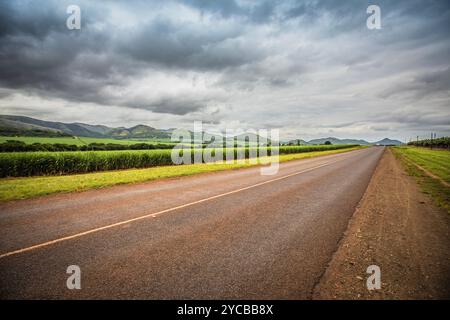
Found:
<box><xmin>0</xmin><ymin>145</ymin><xmax>357</xmax><ymax>178</ymax></box>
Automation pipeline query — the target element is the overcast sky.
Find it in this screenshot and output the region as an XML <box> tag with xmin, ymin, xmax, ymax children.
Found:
<box><xmin>0</xmin><ymin>0</ymin><xmax>449</xmax><ymax>141</ymax></box>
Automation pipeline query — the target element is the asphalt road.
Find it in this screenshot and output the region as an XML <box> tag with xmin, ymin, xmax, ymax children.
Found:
<box><xmin>0</xmin><ymin>147</ymin><xmax>384</xmax><ymax>299</ymax></box>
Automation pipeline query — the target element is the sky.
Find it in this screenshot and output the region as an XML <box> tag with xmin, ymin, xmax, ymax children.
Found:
<box><xmin>0</xmin><ymin>0</ymin><xmax>449</xmax><ymax>142</ymax></box>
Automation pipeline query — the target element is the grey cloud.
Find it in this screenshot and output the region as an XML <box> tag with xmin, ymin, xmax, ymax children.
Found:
<box><xmin>0</xmin><ymin>0</ymin><xmax>449</xmax><ymax>138</ymax></box>
<box><xmin>380</xmin><ymin>68</ymin><xmax>450</xmax><ymax>99</ymax></box>
<box><xmin>118</xmin><ymin>18</ymin><xmax>263</xmax><ymax>70</ymax></box>
<box><xmin>181</xmin><ymin>0</ymin><xmax>243</xmax><ymax>18</ymax></box>
<box><xmin>124</xmin><ymin>96</ymin><xmax>208</xmax><ymax>115</ymax></box>
<box><xmin>215</xmin><ymin>55</ymin><xmax>308</xmax><ymax>90</ymax></box>
<box><xmin>182</xmin><ymin>0</ymin><xmax>277</xmax><ymax>24</ymax></box>
<box><xmin>0</xmin><ymin>0</ymin><xmax>267</xmax><ymax>116</ymax></box>
<box><xmin>0</xmin><ymin>1</ymin><xmax>63</xmax><ymax>39</ymax></box>
<box><xmin>0</xmin><ymin>1</ymin><xmax>118</xmax><ymax>103</ymax></box>
<box><xmin>373</xmin><ymin>110</ymin><xmax>450</xmax><ymax>127</ymax></box>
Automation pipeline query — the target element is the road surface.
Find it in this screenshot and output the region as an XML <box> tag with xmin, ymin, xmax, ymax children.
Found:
<box><xmin>0</xmin><ymin>147</ymin><xmax>384</xmax><ymax>299</ymax></box>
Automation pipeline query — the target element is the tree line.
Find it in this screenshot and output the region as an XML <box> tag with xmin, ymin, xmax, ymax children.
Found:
<box><xmin>407</xmin><ymin>137</ymin><xmax>450</xmax><ymax>149</ymax></box>
<box><xmin>0</xmin><ymin>140</ymin><xmax>175</xmax><ymax>152</ymax></box>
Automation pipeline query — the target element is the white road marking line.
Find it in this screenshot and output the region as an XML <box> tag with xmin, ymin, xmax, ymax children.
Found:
<box><xmin>0</xmin><ymin>158</ymin><xmax>346</xmax><ymax>259</ymax></box>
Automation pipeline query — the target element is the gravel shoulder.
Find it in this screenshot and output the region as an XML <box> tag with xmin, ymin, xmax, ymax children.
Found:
<box><xmin>314</xmin><ymin>148</ymin><xmax>450</xmax><ymax>299</ymax></box>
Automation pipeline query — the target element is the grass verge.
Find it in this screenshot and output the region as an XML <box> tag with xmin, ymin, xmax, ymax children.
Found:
<box><xmin>392</xmin><ymin>146</ymin><xmax>450</xmax><ymax>213</ymax></box>
<box><xmin>0</xmin><ymin>146</ymin><xmax>364</xmax><ymax>202</ymax></box>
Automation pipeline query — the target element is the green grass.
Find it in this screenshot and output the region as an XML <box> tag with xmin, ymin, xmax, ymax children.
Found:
<box><xmin>393</xmin><ymin>146</ymin><xmax>450</xmax><ymax>213</ymax></box>
<box><xmin>0</xmin><ymin>136</ymin><xmax>176</xmax><ymax>146</ymax></box>
<box><xmin>0</xmin><ymin>146</ymin><xmax>364</xmax><ymax>202</ymax></box>
<box><xmin>393</xmin><ymin>147</ymin><xmax>450</xmax><ymax>184</ymax></box>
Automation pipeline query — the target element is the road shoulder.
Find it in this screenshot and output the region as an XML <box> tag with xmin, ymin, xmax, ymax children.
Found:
<box><xmin>313</xmin><ymin>148</ymin><xmax>450</xmax><ymax>299</ymax></box>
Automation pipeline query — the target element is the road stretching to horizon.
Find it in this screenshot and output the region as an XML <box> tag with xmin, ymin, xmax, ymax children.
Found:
<box><xmin>0</xmin><ymin>147</ymin><xmax>384</xmax><ymax>299</ymax></box>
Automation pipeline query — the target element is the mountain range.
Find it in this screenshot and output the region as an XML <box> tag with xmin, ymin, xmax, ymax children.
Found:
<box><xmin>0</xmin><ymin>115</ymin><xmax>172</xmax><ymax>139</ymax></box>
<box><xmin>284</xmin><ymin>136</ymin><xmax>403</xmax><ymax>146</ymax></box>
<box><xmin>0</xmin><ymin>115</ymin><xmax>403</xmax><ymax>145</ymax></box>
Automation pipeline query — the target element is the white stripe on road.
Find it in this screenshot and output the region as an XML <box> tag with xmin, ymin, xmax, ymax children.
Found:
<box><xmin>0</xmin><ymin>157</ymin><xmax>347</xmax><ymax>259</ymax></box>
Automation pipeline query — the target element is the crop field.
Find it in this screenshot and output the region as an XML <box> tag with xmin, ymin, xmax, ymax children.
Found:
<box><xmin>0</xmin><ymin>144</ymin><xmax>358</xmax><ymax>178</ymax></box>
<box><xmin>0</xmin><ymin>146</ymin><xmax>363</xmax><ymax>202</ymax></box>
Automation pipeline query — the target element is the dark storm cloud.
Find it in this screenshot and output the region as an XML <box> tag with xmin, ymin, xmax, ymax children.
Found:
<box><xmin>117</xmin><ymin>18</ymin><xmax>264</xmax><ymax>70</ymax></box>
<box><xmin>0</xmin><ymin>1</ymin><xmax>62</xmax><ymax>39</ymax></box>
<box><xmin>123</xmin><ymin>95</ymin><xmax>210</xmax><ymax>115</ymax></box>
<box><xmin>0</xmin><ymin>1</ymin><xmax>118</xmax><ymax>102</ymax></box>
<box><xmin>0</xmin><ymin>0</ymin><xmax>267</xmax><ymax>114</ymax></box>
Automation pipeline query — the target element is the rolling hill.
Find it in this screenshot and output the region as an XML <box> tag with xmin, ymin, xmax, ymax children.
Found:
<box><xmin>372</xmin><ymin>138</ymin><xmax>403</xmax><ymax>146</ymax></box>
<box><xmin>282</xmin><ymin>139</ymin><xmax>311</xmax><ymax>145</ymax></box>
<box><xmin>0</xmin><ymin>115</ymin><xmax>268</xmax><ymax>143</ymax></box>
<box><xmin>0</xmin><ymin>115</ymin><xmax>171</xmax><ymax>139</ymax></box>
<box><xmin>307</xmin><ymin>137</ymin><xmax>371</xmax><ymax>145</ymax></box>
<box><xmin>0</xmin><ymin>115</ymin><xmax>404</xmax><ymax>146</ymax></box>
<box><xmin>306</xmin><ymin>137</ymin><xmax>403</xmax><ymax>146</ymax></box>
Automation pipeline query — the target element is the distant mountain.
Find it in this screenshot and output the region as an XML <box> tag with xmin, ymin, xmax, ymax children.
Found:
<box><xmin>0</xmin><ymin>115</ymin><xmax>171</xmax><ymax>139</ymax></box>
<box><xmin>0</xmin><ymin>116</ymin><xmax>61</xmax><ymax>133</ymax></box>
<box><xmin>108</xmin><ymin>125</ymin><xmax>170</xmax><ymax>139</ymax></box>
<box><xmin>0</xmin><ymin>115</ymin><xmax>274</xmax><ymax>143</ymax></box>
<box><xmin>372</xmin><ymin>138</ymin><xmax>403</xmax><ymax>146</ymax></box>
<box><xmin>308</xmin><ymin>137</ymin><xmax>371</xmax><ymax>145</ymax></box>
<box><xmin>282</xmin><ymin>139</ymin><xmax>311</xmax><ymax>145</ymax></box>
<box><xmin>231</xmin><ymin>132</ymin><xmax>271</xmax><ymax>144</ymax></box>
<box><xmin>0</xmin><ymin>115</ymin><xmax>109</xmax><ymax>137</ymax></box>
<box><xmin>73</xmin><ymin>122</ymin><xmax>112</xmax><ymax>135</ymax></box>
<box><xmin>0</xmin><ymin>116</ymin><xmax>72</xmax><ymax>137</ymax></box>
<box><xmin>0</xmin><ymin>115</ymin><xmax>405</xmax><ymax>145</ymax></box>
<box><xmin>306</xmin><ymin>137</ymin><xmax>404</xmax><ymax>146</ymax></box>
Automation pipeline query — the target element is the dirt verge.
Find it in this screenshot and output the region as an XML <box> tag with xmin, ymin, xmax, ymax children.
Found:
<box><xmin>313</xmin><ymin>148</ymin><xmax>450</xmax><ymax>299</ymax></box>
